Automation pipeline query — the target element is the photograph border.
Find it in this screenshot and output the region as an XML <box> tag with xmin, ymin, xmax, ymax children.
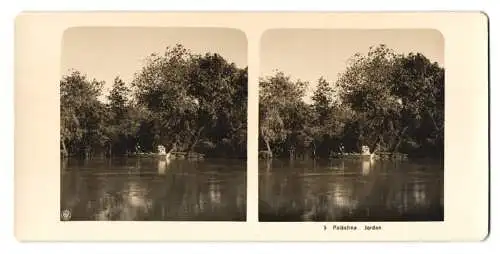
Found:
<box><xmin>14</xmin><ymin>11</ymin><xmax>489</xmax><ymax>241</ymax></box>
<box><xmin>257</xmin><ymin>27</ymin><xmax>445</xmax><ymax>223</ymax></box>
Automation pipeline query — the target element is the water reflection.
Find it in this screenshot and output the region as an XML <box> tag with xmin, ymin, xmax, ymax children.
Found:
<box><xmin>361</xmin><ymin>160</ymin><xmax>371</xmax><ymax>176</ymax></box>
<box><xmin>208</xmin><ymin>177</ymin><xmax>222</xmax><ymax>205</ymax></box>
<box><xmin>157</xmin><ymin>159</ymin><xmax>167</xmax><ymax>175</ymax></box>
<box><xmin>412</xmin><ymin>182</ymin><xmax>427</xmax><ymax>206</ymax></box>
<box><xmin>61</xmin><ymin>158</ymin><xmax>246</xmax><ymax>221</ymax></box>
<box><xmin>259</xmin><ymin>159</ymin><xmax>443</xmax><ymax>221</ymax></box>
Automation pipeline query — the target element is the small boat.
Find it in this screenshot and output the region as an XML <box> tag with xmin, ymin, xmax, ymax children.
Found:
<box><xmin>132</xmin><ymin>152</ymin><xmax>165</xmax><ymax>158</ymax></box>
<box><xmin>330</xmin><ymin>152</ymin><xmax>407</xmax><ymax>161</ymax></box>
<box><xmin>130</xmin><ymin>151</ymin><xmax>205</xmax><ymax>160</ymax></box>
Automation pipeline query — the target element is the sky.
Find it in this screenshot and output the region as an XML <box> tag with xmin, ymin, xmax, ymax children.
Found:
<box><xmin>61</xmin><ymin>27</ymin><xmax>248</xmax><ymax>98</ymax></box>
<box><xmin>260</xmin><ymin>29</ymin><xmax>444</xmax><ymax>103</ymax></box>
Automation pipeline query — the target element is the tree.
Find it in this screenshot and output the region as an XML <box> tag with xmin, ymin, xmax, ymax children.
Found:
<box><xmin>61</xmin><ymin>44</ymin><xmax>248</xmax><ymax>160</ymax></box>
<box><xmin>310</xmin><ymin>77</ymin><xmax>348</xmax><ymax>157</ymax></box>
<box><xmin>256</xmin><ymin>45</ymin><xmax>444</xmax><ymax>159</ymax></box>
<box><xmin>336</xmin><ymin>44</ymin><xmax>444</xmax><ymax>157</ymax></box>
<box><xmin>108</xmin><ymin>76</ymin><xmax>130</xmax><ymax>121</ymax></box>
<box><xmin>186</xmin><ymin>53</ymin><xmax>247</xmax><ymax>156</ymax></box>
<box><xmin>312</xmin><ymin>77</ymin><xmax>334</xmax><ymax>125</ymax></box>
<box><xmin>391</xmin><ymin>52</ymin><xmax>444</xmax><ymax>156</ymax></box>
<box><xmin>259</xmin><ymin>71</ymin><xmax>308</xmax><ymax>157</ymax></box>
<box><xmin>131</xmin><ymin>44</ymin><xmax>248</xmax><ymax>157</ymax></box>
<box><xmin>336</xmin><ymin>45</ymin><xmax>403</xmax><ymax>153</ymax></box>
<box><xmin>60</xmin><ymin>71</ymin><xmax>107</xmax><ymax>158</ymax></box>
<box><xmin>132</xmin><ymin>44</ymin><xmax>198</xmax><ymax>150</ymax></box>
<box><xmin>105</xmin><ymin>76</ymin><xmax>141</xmax><ymax>156</ymax></box>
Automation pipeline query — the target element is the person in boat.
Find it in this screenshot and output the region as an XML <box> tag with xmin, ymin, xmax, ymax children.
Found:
<box><xmin>339</xmin><ymin>143</ymin><xmax>345</xmax><ymax>155</ymax></box>
<box><xmin>157</xmin><ymin>145</ymin><xmax>167</xmax><ymax>155</ymax></box>
<box><xmin>361</xmin><ymin>145</ymin><xmax>377</xmax><ymax>161</ymax></box>
<box><xmin>361</xmin><ymin>145</ymin><xmax>370</xmax><ymax>155</ymax></box>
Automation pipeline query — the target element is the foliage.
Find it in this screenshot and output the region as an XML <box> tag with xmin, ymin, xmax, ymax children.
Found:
<box><xmin>60</xmin><ymin>43</ymin><xmax>443</xmax><ymax>160</ymax></box>
<box><xmin>60</xmin><ymin>71</ymin><xmax>108</xmax><ymax>158</ymax></box>
<box><xmin>259</xmin><ymin>72</ymin><xmax>308</xmax><ymax>157</ymax></box>
<box><xmin>60</xmin><ymin>44</ymin><xmax>248</xmax><ymax>158</ymax></box>
<box><xmin>258</xmin><ymin>44</ymin><xmax>444</xmax><ymax>159</ymax></box>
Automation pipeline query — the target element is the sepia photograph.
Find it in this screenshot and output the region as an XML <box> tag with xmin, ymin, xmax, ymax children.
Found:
<box><xmin>59</xmin><ymin>27</ymin><xmax>248</xmax><ymax>221</ymax></box>
<box><xmin>15</xmin><ymin>11</ymin><xmax>488</xmax><ymax>241</ymax></box>
<box><xmin>258</xmin><ymin>29</ymin><xmax>445</xmax><ymax>222</ymax></box>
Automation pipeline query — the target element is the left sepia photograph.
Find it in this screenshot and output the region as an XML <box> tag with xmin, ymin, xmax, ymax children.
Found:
<box><xmin>60</xmin><ymin>27</ymin><xmax>248</xmax><ymax>221</ymax></box>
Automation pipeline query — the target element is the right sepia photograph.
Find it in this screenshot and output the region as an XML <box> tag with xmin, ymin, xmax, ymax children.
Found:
<box><xmin>258</xmin><ymin>29</ymin><xmax>445</xmax><ymax>222</ymax></box>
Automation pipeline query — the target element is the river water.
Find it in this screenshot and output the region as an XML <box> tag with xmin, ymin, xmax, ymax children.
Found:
<box><xmin>61</xmin><ymin>157</ymin><xmax>247</xmax><ymax>221</ymax></box>
<box><xmin>61</xmin><ymin>157</ymin><xmax>443</xmax><ymax>222</ymax></box>
<box><xmin>259</xmin><ymin>158</ymin><xmax>444</xmax><ymax>221</ymax></box>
